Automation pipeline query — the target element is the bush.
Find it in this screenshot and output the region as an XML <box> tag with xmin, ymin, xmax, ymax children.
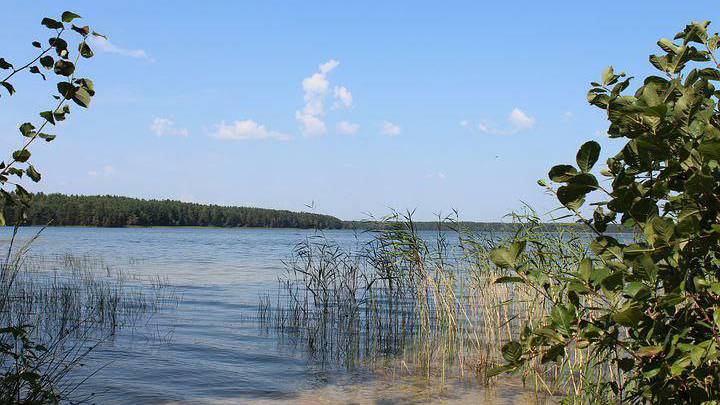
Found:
<box><xmin>491</xmin><ymin>21</ymin><xmax>720</xmax><ymax>404</ymax></box>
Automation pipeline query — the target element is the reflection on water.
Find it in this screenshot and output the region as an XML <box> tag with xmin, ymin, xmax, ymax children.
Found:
<box><xmin>164</xmin><ymin>375</ymin><xmax>555</xmax><ymax>405</ymax></box>
<box><xmin>155</xmin><ymin>368</ymin><xmax>556</xmax><ymax>405</ymax></box>
<box><xmin>1</xmin><ymin>227</ymin><xmax>552</xmax><ymax>404</ymax></box>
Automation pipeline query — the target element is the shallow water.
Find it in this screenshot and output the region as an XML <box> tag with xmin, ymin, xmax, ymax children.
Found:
<box><xmin>1</xmin><ymin>227</ymin><xmax>549</xmax><ymax>404</ymax></box>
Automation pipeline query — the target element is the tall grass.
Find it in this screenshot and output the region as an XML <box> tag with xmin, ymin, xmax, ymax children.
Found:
<box><xmin>0</xmin><ymin>227</ymin><xmax>179</xmax><ymax>403</ymax></box>
<box><xmin>259</xmin><ymin>209</ymin><xmax>631</xmax><ymax>402</ymax></box>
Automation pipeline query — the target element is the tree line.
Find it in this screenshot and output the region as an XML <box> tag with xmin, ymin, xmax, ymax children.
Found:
<box><xmin>3</xmin><ymin>193</ymin><xmax>633</xmax><ymax>233</ymax></box>
<box><xmin>5</xmin><ymin>193</ymin><xmax>345</xmax><ymax>229</ymax></box>
<box><xmin>343</xmin><ymin>220</ymin><xmax>632</xmax><ymax>233</ymax></box>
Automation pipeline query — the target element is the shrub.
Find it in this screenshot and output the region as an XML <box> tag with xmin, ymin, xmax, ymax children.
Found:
<box><xmin>491</xmin><ymin>21</ymin><xmax>720</xmax><ymax>404</ymax></box>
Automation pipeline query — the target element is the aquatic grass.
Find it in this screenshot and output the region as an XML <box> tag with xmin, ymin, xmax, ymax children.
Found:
<box><xmin>0</xmin><ymin>228</ymin><xmax>179</xmax><ymax>404</ymax></box>
<box><xmin>258</xmin><ymin>209</ymin><xmax>627</xmax><ymax>402</ymax></box>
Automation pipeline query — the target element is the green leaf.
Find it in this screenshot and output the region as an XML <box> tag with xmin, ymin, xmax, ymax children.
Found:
<box><xmin>0</xmin><ymin>58</ymin><xmax>12</xmax><ymax>70</ymax></box>
<box><xmin>0</xmin><ymin>82</ymin><xmax>14</xmax><ymax>95</ymax></box>
<box><xmin>541</xmin><ymin>344</ymin><xmax>565</xmax><ymax>364</ymax></box>
<box><xmin>71</xmin><ymin>25</ymin><xmax>90</xmax><ymax>36</ymax></box>
<box><xmin>699</xmin><ymin>139</ymin><xmax>720</xmax><ymax>160</ymax></box>
<box><xmin>612</xmin><ymin>305</ymin><xmax>645</xmax><ymax>327</ymax></box>
<box><xmin>501</xmin><ymin>341</ymin><xmax>523</xmax><ymax>364</ymax></box>
<box><xmin>602</xmin><ymin>66</ymin><xmax>615</xmax><ymax>85</ymax></box>
<box><xmin>486</xmin><ymin>364</ymin><xmax>515</xmax><ymax>378</ymax></box>
<box><xmin>38</xmin><ymin>133</ymin><xmax>56</xmax><ymax>142</ymax></box>
<box><xmin>601</xmin><ymin>270</ymin><xmax>624</xmax><ymax>293</ymax></box>
<box><xmin>548</xmin><ymin>164</ymin><xmax>578</xmax><ymax>182</ymax></box>
<box><xmin>19</xmin><ymin>123</ymin><xmax>35</xmax><ymax>137</ymax></box>
<box><xmin>49</xmin><ymin>38</ymin><xmax>68</xmax><ymax>58</ymax></box>
<box><xmin>15</xmin><ymin>184</ymin><xmax>31</xmax><ymax>201</ymax></box>
<box><xmin>53</xmin><ymin>60</ymin><xmax>75</xmax><ymax>77</ymax></box>
<box><xmin>41</xmin><ymin>18</ymin><xmax>64</xmax><ymax>29</ymax></box>
<box><xmin>637</xmin><ymin>346</ymin><xmax>663</xmax><ymax>357</ymax></box>
<box><xmin>630</xmin><ymin>198</ymin><xmax>658</xmax><ymax>222</ymax></box>
<box><xmin>26</xmin><ymin>165</ymin><xmax>41</xmax><ymax>182</ymax></box>
<box><xmin>78</xmin><ymin>42</ymin><xmax>93</xmax><ymax>58</ymax></box>
<box><xmin>625</xmin><ymin>282</ymin><xmax>651</xmax><ymax>300</ymax></box>
<box><xmin>567</xmin><ymin>173</ymin><xmax>598</xmax><ymax>189</ymax></box>
<box><xmin>649</xmin><ymin>54</ymin><xmax>668</xmax><ymax>72</ymax></box>
<box><xmin>551</xmin><ymin>304</ymin><xmax>575</xmax><ymax>335</ymax></box>
<box><xmin>32</xmin><ymin>41</ymin><xmax>41</xmax><ymax>48</ymax></box>
<box><xmin>61</xmin><ymin>11</ymin><xmax>82</xmax><ymax>23</ymax></box>
<box><xmin>657</xmin><ymin>38</ymin><xmax>679</xmax><ymax>54</ymax></box>
<box><xmin>557</xmin><ymin>185</ymin><xmax>587</xmax><ymax>210</ymax></box>
<box><xmin>698</xmin><ymin>68</ymin><xmax>720</xmax><ymax>81</ymax></box>
<box><xmin>590</xmin><ymin>236</ymin><xmax>624</xmax><ymax>262</ymax></box>
<box><xmin>494</xmin><ymin>276</ymin><xmax>525</xmax><ymax>284</ymax></box>
<box><xmin>12</xmin><ymin>150</ymin><xmax>31</xmax><ymax>163</ymax></box>
<box><xmin>57</xmin><ymin>82</ymin><xmax>76</xmax><ymax>99</ymax></box>
<box><xmin>651</xmin><ymin>217</ymin><xmax>675</xmax><ymax>240</ymax></box>
<box><xmin>72</xmin><ymin>87</ymin><xmax>91</xmax><ymax>107</ymax></box>
<box><xmin>40</xmin><ymin>55</ymin><xmax>53</xmax><ymax>70</ymax></box>
<box><xmin>39</xmin><ymin>111</ymin><xmax>55</xmax><ymax>125</ymax></box>
<box><xmin>579</xmin><ymin>257</ymin><xmax>592</xmax><ymax>283</ymax></box>
<box><xmin>489</xmin><ymin>242</ymin><xmax>526</xmax><ymax>269</ymax></box>
<box><xmin>29</xmin><ymin>66</ymin><xmax>45</xmax><ymax>80</ymax></box>
<box><xmin>576</xmin><ymin>141</ymin><xmax>601</xmax><ymax>172</ymax></box>
<box><xmin>76</xmin><ymin>78</ymin><xmax>94</xmax><ymax>94</ymax></box>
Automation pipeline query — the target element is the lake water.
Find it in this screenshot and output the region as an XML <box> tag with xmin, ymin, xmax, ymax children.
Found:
<box><xmin>0</xmin><ymin>227</ymin><xmax>552</xmax><ymax>405</ymax></box>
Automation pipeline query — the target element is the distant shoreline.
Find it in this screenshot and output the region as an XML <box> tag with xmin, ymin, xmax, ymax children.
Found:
<box><xmin>1</xmin><ymin>193</ymin><xmax>635</xmax><ymax>233</ymax></box>
<box><xmin>0</xmin><ymin>223</ymin><xmax>635</xmax><ymax>234</ymax></box>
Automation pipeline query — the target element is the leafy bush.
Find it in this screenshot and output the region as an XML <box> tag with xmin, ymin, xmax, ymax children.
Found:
<box><xmin>491</xmin><ymin>21</ymin><xmax>720</xmax><ymax>404</ymax></box>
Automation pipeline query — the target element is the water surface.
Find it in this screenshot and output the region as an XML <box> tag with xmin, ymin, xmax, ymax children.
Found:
<box><xmin>1</xmin><ymin>227</ymin><xmax>550</xmax><ymax>405</ymax></box>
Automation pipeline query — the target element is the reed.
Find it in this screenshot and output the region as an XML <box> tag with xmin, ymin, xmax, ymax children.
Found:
<box><xmin>0</xmin><ymin>227</ymin><xmax>179</xmax><ymax>404</ymax></box>
<box><xmin>259</xmin><ymin>209</ymin><xmax>625</xmax><ymax>402</ymax></box>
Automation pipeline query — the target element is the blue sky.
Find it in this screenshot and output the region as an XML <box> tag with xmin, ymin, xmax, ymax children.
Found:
<box><xmin>1</xmin><ymin>1</ymin><xmax>716</xmax><ymax>220</ymax></box>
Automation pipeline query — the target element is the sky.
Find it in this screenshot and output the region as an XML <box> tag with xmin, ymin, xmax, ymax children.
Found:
<box><xmin>0</xmin><ymin>1</ymin><xmax>717</xmax><ymax>221</ymax></box>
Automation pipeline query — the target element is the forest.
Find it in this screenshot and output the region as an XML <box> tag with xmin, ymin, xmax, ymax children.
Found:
<box><xmin>5</xmin><ymin>193</ymin><xmax>633</xmax><ymax>233</ymax></box>
<box><xmin>5</xmin><ymin>193</ymin><xmax>345</xmax><ymax>229</ymax></box>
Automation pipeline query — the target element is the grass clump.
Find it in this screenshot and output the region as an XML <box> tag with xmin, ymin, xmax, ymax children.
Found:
<box><xmin>259</xmin><ymin>209</ymin><xmax>614</xmax><ymax>401</ymax></box>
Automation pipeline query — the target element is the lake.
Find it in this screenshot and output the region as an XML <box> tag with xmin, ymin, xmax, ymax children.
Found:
<box><xmin>0</xmin><ymin>227</ymin><xmax>552</xmax><ymax>405</ymax></box>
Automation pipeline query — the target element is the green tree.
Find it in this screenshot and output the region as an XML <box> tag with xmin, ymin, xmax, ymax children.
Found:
<box><xmin>492</xmin><ymin>21</ymin><xmax>720</xmax><ymax>404</ymax></box>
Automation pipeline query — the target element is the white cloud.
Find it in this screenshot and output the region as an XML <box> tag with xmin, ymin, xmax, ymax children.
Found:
<box><xmin>295</xmin><ymin>113</ymin><xmax>326</xmax><ymax>137</ymax></box>
<box><xmin>88</xmin><ymin>36</ymin><xmax>152</xmax><ymax>61</ymax></box>
<box><xmin>380</xmin><ymin>121</ymin><xmax>401</xmax><ymax>136</ymax></box>
<box><xmin>301</xmin><ymin>73</ymin><xmax>329</xmax><ymax>116</ymax></box>
<box><xmin>212</xmin><ymin>120</ymin><xmax>291</xmax><ymax>140</ymax></box>
<box><xmin>295</xmin><ymin>60</ymin><xmax>351</xmax><ymax>137</ymax></box>
<box><xmin>333</xmin><ymin>86</ymin><xmax>352</xmax><ymax>108</ymax></box>
<box><xmin>466</xmin><ymin>108</ymin><xmax>535</xmax><ymax>136</ymax></box>
<box><xmin>319</xmin><ymin>60</ymin><xmax>339</xmax><ymax>74</ymax></box>
<box><xmin>562</xmin><ymin>111</ymin><xmax>575</xmax><ymax>121</ymax></box>
<box><xmin>336</xmin><ymin>121</ymin><xmax>359</xmax><ymax>135</ymax></box>
<box><xmin>508</xmin><ymin>108</ymin><xmax>535</xmax><ymax>130</ymax></box>
<box><xmin>88</xmin><ymin>165</ymin><xmax>116</xmax><ymax>178</ymax></box>
<box><xmin>426</xmin><ymin>172</ymin><xmax>447</xmax><ymax>180</ymax></box>
<box><xmin>594</xmin><ymin>129</ymin><xmax>609</xmax><ymax>138</ymax></box>
<box><xmin>150</xmin><ymin>117</ymin><xmax>188</xmax><ymax>137</ymax></box>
